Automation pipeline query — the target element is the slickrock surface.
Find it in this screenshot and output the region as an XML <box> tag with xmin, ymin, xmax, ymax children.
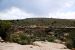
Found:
<box><xmin>0</xmin><ymin>41</ymin><xmax>70</xmax><ymax>50</ymax></box>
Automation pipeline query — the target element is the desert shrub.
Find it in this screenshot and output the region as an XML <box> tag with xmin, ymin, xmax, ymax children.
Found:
<box><xmin>47</xmin><ymin>35</ymin><xmax>56</xmax><ymax>42</ymax></box>
<box><xmin>0</xmin><ymin>20</ymin><xmax>12</xmax><ymax>41</ymax></box>
<box><xmin>65</xmin><ymin>39</ymin><xmax>73</xmax><ymax>49</ymax></box>
<box><xmin>9</xmin><ymin>32</ymin><xmax>31</xmax><ymax>45</ymax></box>
<box><xmin>65</xmin><ymin>29</ymin><xmax>75</xmax><ymax>49</ymax></box>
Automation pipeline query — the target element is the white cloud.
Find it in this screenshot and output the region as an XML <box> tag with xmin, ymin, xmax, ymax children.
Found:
<box><xmin>0</xmin><ymin>0</ymin><xmax>75</xmax><ymax>19</ymax></box>
<box><xmin>0</xmin><ymin>7</ymin><xmax>34</xmax><ymax>20</ymax></box>
<box><xmin>48</xmin><ymin>0</ymin><xmax>75</xmax><ymax>19</ymax></box>
<box><xmin>49</xmin><ymin>12</ymin><xmax>75</xmax><ymax>19</ymax></box>
<box><xmin>64</xmin><ymin>1</ymin><xmax>74</xmax><ymax>8</ymax></box>
<box><xmin>1</xmin><ymin>0</ymin><xmax>75</xmax><ymax>16</ymax></box>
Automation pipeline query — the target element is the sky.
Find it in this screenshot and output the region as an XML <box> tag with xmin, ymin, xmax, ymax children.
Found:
<box><xmin>0</xmin><ymin>0</ymin><xmax>75</xmax><ymax>20</ymax></box>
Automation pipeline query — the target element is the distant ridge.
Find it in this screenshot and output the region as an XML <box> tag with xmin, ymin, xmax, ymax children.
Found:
<box><xmin>8</xmin><ymin>18</ymin><xmax>75</xmax><ymax>27</ymax></box>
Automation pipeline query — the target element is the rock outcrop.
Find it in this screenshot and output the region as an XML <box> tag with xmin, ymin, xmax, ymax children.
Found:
<box><xmin>0</xmin><ymin>41</ymin><xmax>70</xmax><ymax>50</ymax></box>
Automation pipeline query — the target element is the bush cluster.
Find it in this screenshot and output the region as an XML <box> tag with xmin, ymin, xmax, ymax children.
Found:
<box><xmin>9</xmin><ymin>32</ymin><xmax>31</xmax><ymax>45</ymax></box>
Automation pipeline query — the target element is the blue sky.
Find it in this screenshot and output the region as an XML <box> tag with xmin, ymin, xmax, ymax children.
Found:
<box><xmin>0</xmin><ymin>0</ymin><xmax>75</xmax><ymax>20</ymax></box>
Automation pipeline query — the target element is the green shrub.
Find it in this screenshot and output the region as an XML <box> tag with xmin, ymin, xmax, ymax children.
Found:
<box><xmin>9</xmin><ymin>32</ymin><xmax>31</xmax><ymax>45</ymax></box>
<box><xmin>65</xmin><ymin>29</ymin><xmax>75</xmax><ymax>49</ymax></box>
<box><xmin>0</xmin><ymin>21</ymin><xmax>12</xmax><ymax>41</ymax></box>
<box><xmin>65</xmin><ymin>39</ymin><xmax>73</xmax><ymax>49</ymax></box>
<box><xmin>47</xmin><ymin>35</ymin><xmax>56</xmax><ymax>42</ymax></box>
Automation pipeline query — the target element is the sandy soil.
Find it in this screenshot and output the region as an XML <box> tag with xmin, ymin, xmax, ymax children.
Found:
<box><xmin>0</xmin><ymin>41</ymin><xmax>70</xmax><ymax>50</ymax></box>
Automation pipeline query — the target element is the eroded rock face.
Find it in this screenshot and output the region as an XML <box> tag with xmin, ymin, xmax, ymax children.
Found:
<box><xmin>0</xmin><ymin>41</ymin><xmax>70</xmax><ymax>50</ymax></box>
